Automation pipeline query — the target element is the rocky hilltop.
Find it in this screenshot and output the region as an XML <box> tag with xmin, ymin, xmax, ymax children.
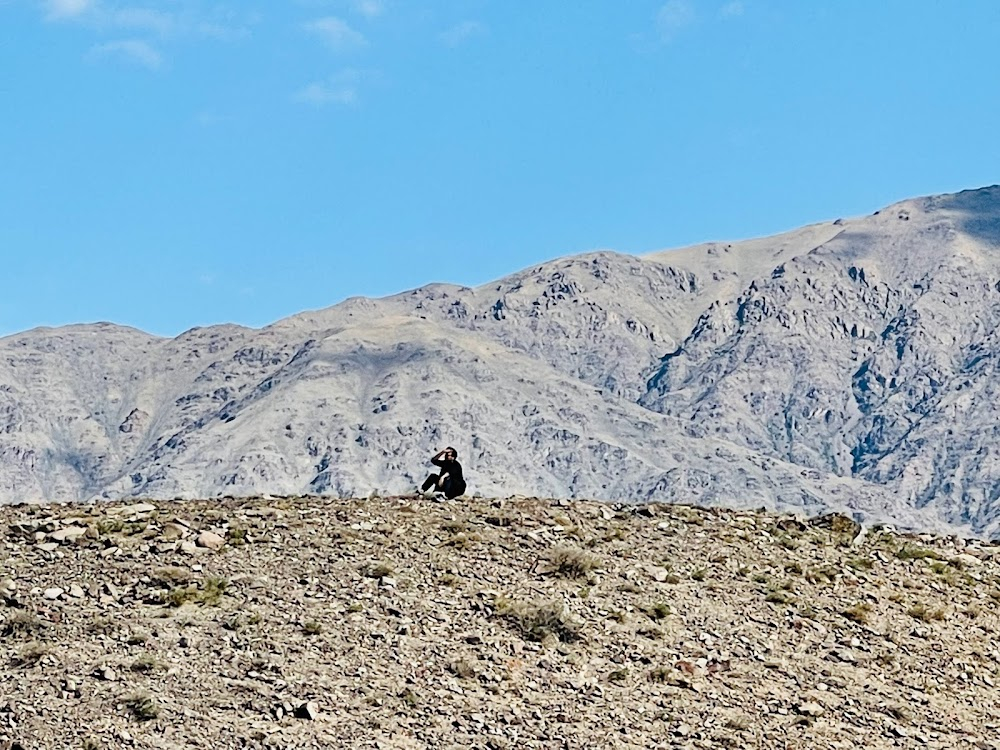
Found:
<box><xmin>2</xmin><ymin>186</ymin><xmax>1000</xmax><ymax>535</ymax></box>
<box><xmin>1</xmin><ymin>495</ymin><xmax>999</xmax><ymax>749</ymax></box>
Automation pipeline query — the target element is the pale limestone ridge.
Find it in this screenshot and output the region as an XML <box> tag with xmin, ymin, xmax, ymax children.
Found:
<box><xmin>2</xmin><ymin>186</ymin><xmax>1000</xmax><ymax>535</ymax></box>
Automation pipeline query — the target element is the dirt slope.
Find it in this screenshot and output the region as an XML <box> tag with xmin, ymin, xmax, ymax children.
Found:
<box><xmin>2</xmin><ymin>495</ymin><xmax>999</xmax><ymax>749</ymax></box>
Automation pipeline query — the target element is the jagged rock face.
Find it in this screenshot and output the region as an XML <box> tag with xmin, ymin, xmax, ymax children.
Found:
<box><xmin>2</xmin><ymin>186</ymin><xmax>1000</xmax><ymax>536</ymax></box>
<box><xmin>640</xmin><ymin>186</ymin><xmax>1000</xmax><ymax>536</ymax></box>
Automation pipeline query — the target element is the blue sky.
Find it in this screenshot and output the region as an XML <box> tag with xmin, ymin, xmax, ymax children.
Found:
<box><xmin>1</xmin><ymin>0</ymin><xmax>997</xmax><ymax>337</ymax></box>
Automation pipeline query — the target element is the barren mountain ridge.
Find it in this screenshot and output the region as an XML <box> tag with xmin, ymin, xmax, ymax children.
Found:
<box><xmin>3</xmin><ymin>186</ymin><xmax>1000</xmax><ymax>535</ymax></box>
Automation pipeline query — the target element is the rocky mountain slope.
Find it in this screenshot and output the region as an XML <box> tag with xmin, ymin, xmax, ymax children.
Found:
<box><xmin>2</xmin><ymin>495</ymin><xmax>999</xmax><ymax>749</ymax></box>
<box><xmin>2</xmin><ymin>186</ymin><xmax>1000</xmax><ymax>535</ymax></box>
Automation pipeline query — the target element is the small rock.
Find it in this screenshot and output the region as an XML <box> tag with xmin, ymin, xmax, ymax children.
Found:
<box><xmin>196</xmin><ymin>531</ymin><xmax>225</xmax><ymax>550</ymax></box>
<box><xmin>49</xmin><ymin>527</ymin><xmax>87</xmax><ymax>543</ymax></box>
<box><xmin>161</xmin><ymin>522</ymin><xmax>189</xmax><ymax>541</ymax></box>
<box><xmin>43</xmin><ymin>587</ymin><xmax>64</xmax><ymax>600</ymax></box>
<box><xmin>115</xmin><ymin>502</ymin><xmax>156</xmax><ymax>516</ymax></box>
<box><xmin>37</xmin><ymin>542</ymin><xmax>59</xmax><ymax>553</ymax></box>
<box><xmin>828</xmin><ymin>649</ymin><xmax>855</xmax><ymax>663</ymax></box>
<box><xmin>951</xmin><ymin>553</ymin><xmax>982</xmax><ymax>568</ymax></box>
<box><xmin>380</xmin><ymin>576</ymin><xmax>397</xmax><ymax>588</ymax></box>
<box><xmin>294</xmin><ymin>701</ymin><xmax>319</xmax><ymax>720</ymax></box>
<box><xmin>68</xmin><ymin>584</ymin><xmax>85</xmax><ymax>599</ymax></box>
<box><xmin>797</xmin><ymin>701</ymin><xmax>825</xmax><ymax>717</ymax></box>
<box><xmin>179</xmin><ymin>541</ymin><xmax>198</xmax><ymax>555</ymax></box>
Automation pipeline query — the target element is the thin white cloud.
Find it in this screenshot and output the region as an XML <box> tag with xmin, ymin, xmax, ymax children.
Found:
<box><xmin>656</xmin><ymin>0</ymin><xmax>695</xmax><ymax>39</ymax></box>
<box><xmin>40</xmin><ymin>2</ymin><xmax>255</xmax><ymax>41</ymax></box>
<box><xmin>719</xmin><ymin>1</ymin><xmax>744</xmax><ymax>18</ymax></box>
<box><xmin>293</xmin><ymin>70</ymin><xmax>362</xmax><ymax>106</ymax></box>
<box><xmin>195</xmin><ymin>20</ymin><xmax>253</xmax><ymax>41</ymax></box>
<box><xmin>195</xmin><ymin>110</ymin><xmax>234</xmax><ymax>127</ymax></box>
<box><xmin>88</xmin><ymin>38</ymin><xmax>162</xmax><ymax>69</ymax></box>
<box><xmin>439</xmin><ymin>20</ymin><xmax>486</xmax><ymax>47</ymax></box>
<box><xmin>44</xmin><ymin>0</ymin><xmax>94</xmax><ymax>21</ymax></box>
<box><xmin>352</xmin><ymin>0</ymin><xmax>382</xmax><ymax>19</ymax></box>
<box><xmin>304</xmin><ymin>16</ymin><xmax>367</xmax><ymax>51</ymax></box>
<box><xmin>110</xmin><ymin>7</ymin><xmax>174</xmax><ymax>35</ymax></box>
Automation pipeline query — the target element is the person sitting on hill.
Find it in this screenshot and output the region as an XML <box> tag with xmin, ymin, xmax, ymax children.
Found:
<box><xmin>420</xmin><ymin>447</ymin><xmax>466</xmax><ymax>499</ymax></box>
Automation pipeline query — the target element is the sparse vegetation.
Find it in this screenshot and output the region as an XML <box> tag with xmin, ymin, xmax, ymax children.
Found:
<box><xmin>908</xmin><ymin>603</ymin><xmax>946</xmax><ymax>622</ymax></box>
<box><xmin>636</xmin><ymin>625</ymin><xmax>662</xmax><ymax>640</ymax></box>
<box><xmin>776</xmin><ymin>535</ymin><xmax>800</xmax><ymax>551</ymax></box>
<box><xmin>644</xmin><ymin>601</ymin><xmax>671</xmax><ymax>621</ymax></box>
<box><xmin>765</xmin><ymin>591</ymin><xmax>792</xmax><ymax>605</ymax></box>
<box><xmin>152</xmin><ymin>566</ymin><xmax>192</xmax><ymax>586</ymax></box>
<box><xmin>798</xmin><ymin>604</ymin><xmax>819</xmax><ymax>620</ymax></box>
<box><xmin>896</xmin><ymin>545</ymin><xmax>942</xmax><ymax>562</ymax></box>
<box><xmin>124</xmin><ymin>692</ymin><xmax>159</xmax><ymax>721</ymax></box>
<box><xmin>12</xmin><ymin>641</ymin><xmax>51</xmax><ymax>667</ymax></box>
<box><xmin>88</xmin><ymin>616</ymin><xmax>115</xmax><ymax>635</ymax></box>
<box><xmin>2</xmin><ymin>610</ymin><xmax>44</xmax><ymax>638</ymax></box>
<box><xmin>806</xmin><ymin>566</ymin><xmax>839</xmax><ymax>584</ymax></box>
<box><xmin>546</xmin><ymin>546</ymin><xmax>601</xmax><ymax>578</ymax></box>
<box><xmin>363</xmin><ymin>562</ymin><xmax>395</xmax><ymax>579</ymax></box>
<box><xmin>96</xmin><ymin>518</ymin><xmax>125</xmax><ymax>535</ymax></box>
<box><xmin>3</xmin><ymin>495</ymin><xmax>999</xmax><ymax>748</ymax></box>
<box><xmin>130</xmin><ymin>655</ymin><xmax>161</xmax><ymax>674</ymax></box>
<box><xmin>842</xmin><ymin>602</ymin><xmax>873</xmax><ymax>624</ymax></box>
<box><xmin>495</xmin><ymin>597</ymin><xmax>582</xmax><ymax>643</ymax></box>
<box><xmin>443</xmin><ymin>531</ymin><xmax>483</xmax><ymax>549</ymax></box>
<box><xmin>226</xmin><ymin>526</ymin><xmax>248</xmax><ymax>545</ymax></box>
<box><xmin>448</xmin><ymin>659</ymin><xmax>477</xmax><ymax>679</ymax></box>
<box><xmin>166</xmin><ymin>585</ymin><xmax>199</xmax><ymax>608</ymax></box>
<box><xmin>201</xmin><ymin>576</ymin><xmax>228</xmax><ymax>605</ymax></box>
<box><xmin>847</xmin><ymin>557</ymin><xmax>874</xmax><ymax>571</ymax></box>
<box><xmin>725</xmin><ymin>714</ymin><xmax>751</xmax><ymax>731</ymax></box>
<box><xmin>166</xmin><ymin>576</ymin><xmax>228</xmax><ymax>608</ymax></box>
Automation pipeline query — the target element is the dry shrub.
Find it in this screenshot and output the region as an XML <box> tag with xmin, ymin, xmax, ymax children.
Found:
<box><xmin>546</xmin><ymin>546</ymin><xmax>600</xmax><ymax>578</ymax></box>
<box><xmin>495</xmin><ymin>598</ymin><xmax>582</xmax><ymax>643</ymax></box>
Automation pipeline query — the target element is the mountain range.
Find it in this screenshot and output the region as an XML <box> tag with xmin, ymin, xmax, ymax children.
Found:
<box><xmin>3</xmin><ymin>186</ymin><xmax>1000</xmax><ymax>536</ymax></box>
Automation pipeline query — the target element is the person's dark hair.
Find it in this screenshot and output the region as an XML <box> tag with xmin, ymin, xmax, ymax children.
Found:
<box><xmin>446</xmin><ymin>446</ymin><xmax>458</xmax><ymax>458</ymax></box>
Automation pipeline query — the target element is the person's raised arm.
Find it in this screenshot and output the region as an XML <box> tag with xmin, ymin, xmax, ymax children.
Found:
<box><xmin>431</xmin><ymin>449</ymin><xmax>446</xmax><ymax>466</ymax></box>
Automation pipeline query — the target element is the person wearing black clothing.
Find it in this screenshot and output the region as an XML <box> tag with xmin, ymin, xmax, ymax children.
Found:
<box><xmin>420</xmin><ymin>447</ymin><xmax>466</xmax><ymax>498</ymax></box>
